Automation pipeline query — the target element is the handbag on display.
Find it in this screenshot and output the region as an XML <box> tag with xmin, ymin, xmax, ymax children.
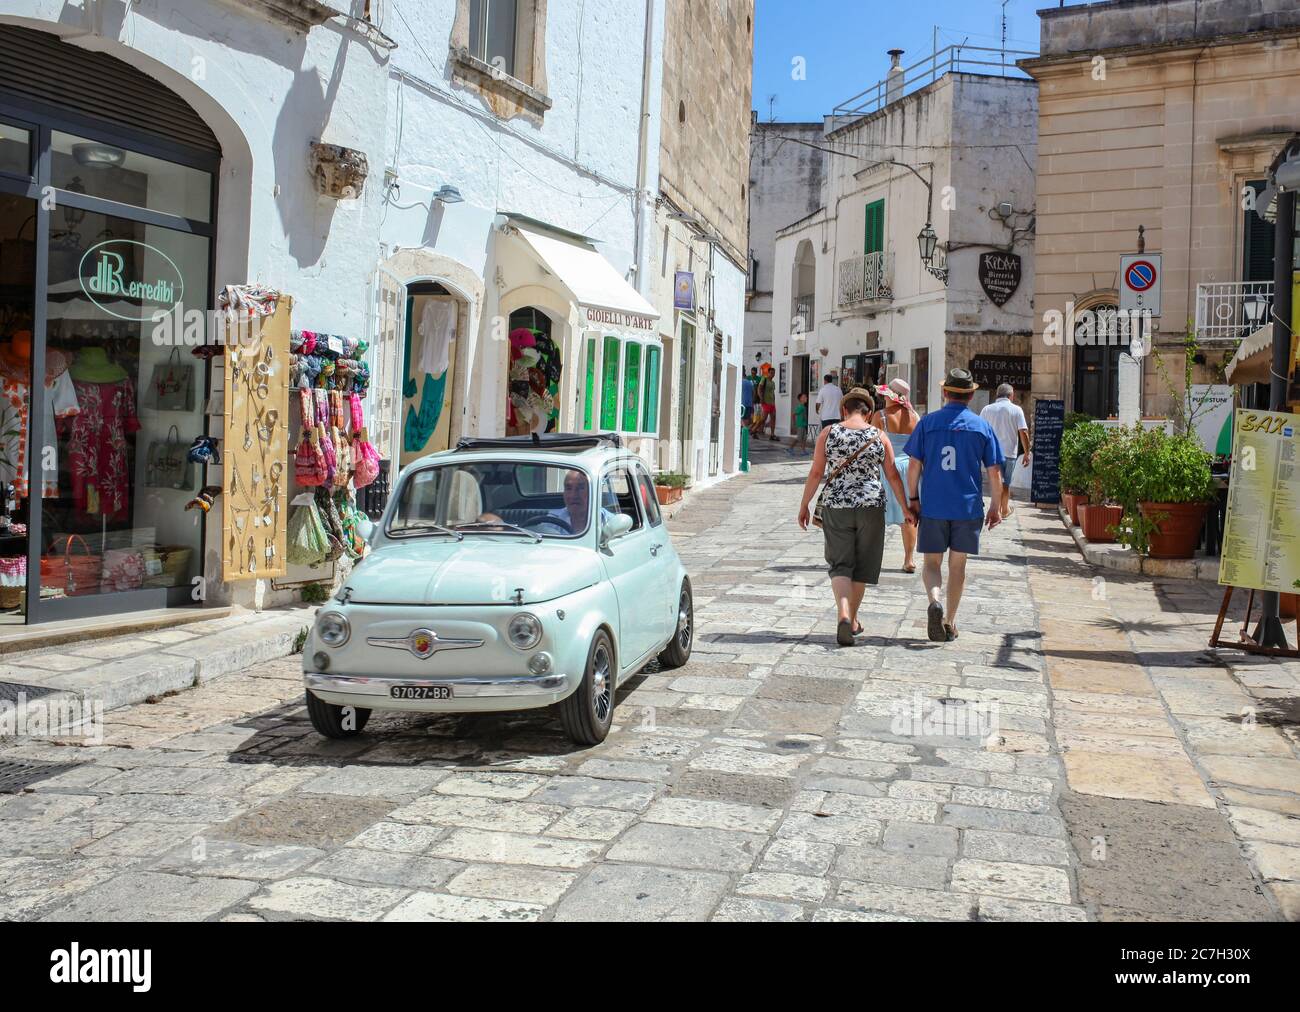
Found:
<box><xmin>331</xmin><ymin>427</ymin><xmax>351</xmax><ymax>489</ymax></box>
<box><xmin>352</xmin><ymin>427</ymin><xmax>380</xmax><ymax>488</ymax></box>
<box><xmin>287</xmin><ymin>497</ymin><xmax>331</xmax><ymax>567</ymax></box>
<box><xmin>147</xmin><ymin>348</ymin><xmax>195</xmax><ymax>412</ymax></box>
<box><xmin>146</xmin><ymin>425</ymin><xmax>194</xmax><ymax>490</ymax></box>
<box><xmin>40</xmin><ymin>535</ymin><xmax>103</xmax><ymax>597</ymax></box>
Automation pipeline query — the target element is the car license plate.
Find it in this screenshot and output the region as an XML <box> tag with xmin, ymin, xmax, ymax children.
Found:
<box><xmin>390</xmin><ymin>685</ymin><xmax>453</xmax><ymax>700</ymax></box>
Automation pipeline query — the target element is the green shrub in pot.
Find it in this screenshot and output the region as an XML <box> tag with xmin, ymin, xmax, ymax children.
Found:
<box><xmin>1094</xmin><ymin>426</ymin><xmax>1214</xmax><ymax>555</ymax></box>
<box><xmin>1059</xmin><ymin>422</ymin><xmax>1110</xmax><ymax>497</ymax></box>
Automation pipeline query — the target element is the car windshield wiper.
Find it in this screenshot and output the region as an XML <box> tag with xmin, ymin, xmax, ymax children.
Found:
<box><xmin>389</xmin><ymin>522</ymin><xmax>464</xmax><ymax>540</ymax></box>
<box><xmin>454</xmin><ymin>521</ymin><xmax>542</xmax><ymax>543</ymax></box>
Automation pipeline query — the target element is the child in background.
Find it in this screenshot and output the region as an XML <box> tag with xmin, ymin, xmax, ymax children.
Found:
<box><xmin>790</xmin><ymin>392</ymin><xmax>810</xmax><ymax>453</ymax></box>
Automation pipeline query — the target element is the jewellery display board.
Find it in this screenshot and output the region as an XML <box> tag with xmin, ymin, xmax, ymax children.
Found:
<box><xmin>222</xmin><ymin>296</ymin><xmax>291</xmax><ymax>580</ymax></box>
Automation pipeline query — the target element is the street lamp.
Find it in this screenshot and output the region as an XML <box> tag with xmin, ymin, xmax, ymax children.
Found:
<box><xmin>1243</xmin><ymin>293</ymin><xmax>1268</xmax><ymax>329</ymax></box>
<box><xmin>917</xmin><ymin>222</ymin><xmax>938</xmax><ymax>264</ymax></box>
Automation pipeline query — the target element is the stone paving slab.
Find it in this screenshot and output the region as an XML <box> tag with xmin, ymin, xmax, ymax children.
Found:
<box><xmin>0</xmin><ymin>445</ymin><xmax>1292</xmax><ymax>921</ymax></box>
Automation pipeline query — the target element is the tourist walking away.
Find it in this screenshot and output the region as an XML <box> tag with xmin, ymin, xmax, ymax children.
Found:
<box><xmin>903</xmin><ymin>368</ymin><xmax>1004</xmax><ymax>642</ymax></box>
<box><xmin>758</xmin><ymin>364</ymin><xmax>778</xmax><ymax>440</ymax></box>
<box><xmin>789</xmin><ymin>391</ymin><xmax>810</xmax><ymax>453</ymax></box>
<box><xmin>798</xmin><ymin>387</ymin><xmax>915</xmax><ymax>647</ymax></box>
<box><xmin>979</xmin><ymin>383</ymin><xmax>1030</xmax><ymax>518</ymax></box>
<box><xmin>872</xmin><ymin>377</ymin><xmax>921</xmax><ymax>573</ymax></box>
<box><xmin>814</xmin><ymin>373</ymin><xmax>842</xmax><ymax>431</ymax></box>
<box><xmin>741</xmin><ymin>369</ymin><xmax>755</xmax><ymax>423</ymax></box>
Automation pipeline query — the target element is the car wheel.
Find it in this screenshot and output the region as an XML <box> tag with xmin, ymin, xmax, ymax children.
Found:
<box><xmin>305</xmin><ymin>690</ymin><xmax>372</xmax><ymax>738</ymax></box>
<box><xmin>558</xmin><ymin>630</ymin><xmax>616</xmax><ymax>746</ymax></box>
<box><xmin>657</xmin><ymin>580</ymin><xmax>693</xmax><ymax>669</ymax></box>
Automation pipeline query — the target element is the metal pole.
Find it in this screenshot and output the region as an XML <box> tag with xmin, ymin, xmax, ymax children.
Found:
<box><xmin>1252</xmin><ymin>187</ymin><xmax>1295</xmax><ymax>649</ymax></box>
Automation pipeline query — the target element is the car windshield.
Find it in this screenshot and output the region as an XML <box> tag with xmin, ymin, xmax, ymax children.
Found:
<box><xmin>387</xmin><ymin>461</ymin><xmax>598</xmax><ymax>539</ymax></box>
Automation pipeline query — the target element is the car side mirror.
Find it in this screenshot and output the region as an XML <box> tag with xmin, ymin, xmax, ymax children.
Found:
<box><xmin>601</xmin><ymin>513</ymin><xmax>634</xmax><ymax>545</ymax></box>
<box><xmin>356</xmin><ymin>516</ymin><xmax>376</xmax><ymax>544</ymax></box>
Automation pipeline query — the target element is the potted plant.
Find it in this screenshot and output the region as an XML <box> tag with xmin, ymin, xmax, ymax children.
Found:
<box><xmin>1059</xmin><ymin>421</ymin><xmax>1109</xmax><ymax>526</ymax></box>
<box><xmin>653</xmin><ymin>471</ymin><xmax>690</xmax><ymax>505</ymax></box>
<box><xmin>1133</xmin><ymin>429</ymin><xmax>1215</xmax><ymax>559</ymax></box>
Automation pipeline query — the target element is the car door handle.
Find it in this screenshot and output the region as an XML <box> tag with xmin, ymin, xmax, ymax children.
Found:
<box><xmin>650</xmin><ymin>544</ymin><xmax>661</xmax><ymax>556</ymax></box>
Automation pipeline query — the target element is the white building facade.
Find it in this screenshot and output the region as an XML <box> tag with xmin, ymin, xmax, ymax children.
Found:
<box><xmin>770</xmin><ymin>50</ymin><xmax>1038</xmax><ymax>434</ymax></box>
<box><xmin>0</xmin><ymin>0</ymin><xmax>745</xmax><ymax>625</ymax></box>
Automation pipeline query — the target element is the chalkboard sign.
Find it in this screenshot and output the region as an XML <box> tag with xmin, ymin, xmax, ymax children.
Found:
<box><xmin>1031</xmin><ymin>399</ymin><xmax>1065</xmax><ymax>505</ymax></box>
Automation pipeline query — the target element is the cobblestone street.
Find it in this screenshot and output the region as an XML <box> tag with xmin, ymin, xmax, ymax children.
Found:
<box><xmin>1</xmin><ymin>445</ymin><xmax>1296</xmax><ymax>922</ymax></box>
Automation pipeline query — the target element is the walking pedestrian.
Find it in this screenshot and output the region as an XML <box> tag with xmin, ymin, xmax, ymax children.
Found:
<box><xmin>979</xmin><ymin>383</ymin><xmax>1030</xmax><ymax>519</ymax></box>
<box><xmin>741</xmin><ymin>369</ymin><xmax>755</xmax><ymax>422</ymax></box>
<box><xmin>871</xmin><ymin>377</ymin><xmax>921</xmax><ymax>573</ymax></box>
<box><xmin>903</xmin><ymin>368</ymin><xmax>1005</xmax><ymax>643</ymax></box>
<box><xmin>789</xmin><ymin>391</ymin><xmax>810</xmax><ymax>453</ymax></box>
<box><xmin>758</xmin><ymin>364</ymin><xmax>778</xmax><ymax>441</ymax></box>
<box><xmin>814</xmin><ymin>372</ymin><xmax>842</xmax><ymax>431</ymax></box>
<box><xmin>798</xmin><ymin>387</ymin><xmax>915</xmax><ymax>647</ymax></box>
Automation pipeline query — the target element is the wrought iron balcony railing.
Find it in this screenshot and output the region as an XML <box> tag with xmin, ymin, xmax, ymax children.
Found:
<box><xmin>1195</xmin><ymin>281</ymin><xmax>1274</xmax><ymax>342</ymax></box>
<box><xmin>837</xmin><ymin>251</ymin><xmax>894</xmax><ymax>308</ymax></box>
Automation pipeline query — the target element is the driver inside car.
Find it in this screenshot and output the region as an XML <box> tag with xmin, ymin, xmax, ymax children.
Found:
<box><xmin>473</xmin><ymin>468</ymin><xmax>612</xmax><ymax>535</ymax></box>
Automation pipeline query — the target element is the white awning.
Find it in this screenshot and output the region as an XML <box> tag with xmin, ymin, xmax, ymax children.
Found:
<box><xmin>1224</xmin><ymin>323</ymin><xmax>1274</xmax><ymax>385</ymax></box>
<box><xmin>513</xmin><ymin>226</ymin><xmax>659</xmax><ymax>333</ymax></box>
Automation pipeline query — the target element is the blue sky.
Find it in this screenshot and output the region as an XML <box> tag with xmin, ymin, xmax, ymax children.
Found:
<box><xmin>753</xmin><ymin>0</ymin><xmax>1088</xmax><ymax>121</ymax></box>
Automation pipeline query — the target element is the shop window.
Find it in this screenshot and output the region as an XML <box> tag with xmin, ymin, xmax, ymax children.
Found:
<box><xmin>622</xmin><ymin>341</ymin><xmax>642</xmax><ymax>432</ymax></box>
<box><xmin>51</xmin><ymin>131</ymin><xmax>211</xmax><ymax>223</ymax></box>
<box><xmin>0</xmin><ymin>119</ymin><xmax>32</xmax><ymax>179</ymax></box>
<box><xmin>642</xmin><ymin>345</ymin><xmax>661</xmax><ymax>434</ymax></box>
<box><xmin>582</xmin><ymin>336</ymin><xmax>597</xmax><ymax>430</ymax></box>
<box><xmin>506</xmin><ymin>306</ymin><xmax>560</xmax><ymax>436</ymax></box>
<box><xmin>600</xmin><ymin>335</ymin><xmax>621</xmax><ymax>430</ymax></box>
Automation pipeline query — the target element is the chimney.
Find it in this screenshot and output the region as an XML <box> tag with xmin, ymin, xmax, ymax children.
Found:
<box><xmin>885</xmin><ymin>49</ymin><xmax>905</xmax><ymax>106</ymax></box>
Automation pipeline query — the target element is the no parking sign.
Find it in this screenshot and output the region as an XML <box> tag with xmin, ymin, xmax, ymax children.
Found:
<box><xmin>1119</xmin><ymin>253</ymin><xmax>1162</xmax><ymax>316</ymax></box>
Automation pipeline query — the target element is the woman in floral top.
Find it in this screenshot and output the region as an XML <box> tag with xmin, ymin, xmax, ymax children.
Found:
<box><xmin>798</xmin><ymin>387</ymin><xmax>914</xmax><ymax>646</ymax></box>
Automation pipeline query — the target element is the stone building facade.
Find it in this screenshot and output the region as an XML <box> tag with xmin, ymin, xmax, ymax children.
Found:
<box><xmin>1021</xmin><ymin>0</ymin><xmax>1300</xmax><ymax>421</ymax></box>
<box><xmin>746</xmin><ymin>118</ymin><xmax>826</xmax><ymax>370</ymax></box>
<box><xmin>649</xmin><ymin>0</ymin><xmax>753</xmax><ymax>482</ymax></box>
<box><xmin>769</xmin><ymin>53</ymin><xmax>1037</xmax><ymax>434</ymax></box>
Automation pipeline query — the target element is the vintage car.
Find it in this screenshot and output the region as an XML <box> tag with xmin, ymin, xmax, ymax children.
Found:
<box><xmin>302</xmin><ymin>433</ymin><xmax>693</xmax><ymax>745</ymax></box>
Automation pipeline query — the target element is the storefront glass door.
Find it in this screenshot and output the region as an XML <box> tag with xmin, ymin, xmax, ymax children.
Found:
<box><xmin>0</xmin><ymin>105</ymin><xmax>216</xmax><ymax>623</ymax></box>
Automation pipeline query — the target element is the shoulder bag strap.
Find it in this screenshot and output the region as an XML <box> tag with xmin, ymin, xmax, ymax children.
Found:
<box><xmin>823</xmin><ymin>429</ymin><xmax>873</xmax><ymax>487</ymax></box>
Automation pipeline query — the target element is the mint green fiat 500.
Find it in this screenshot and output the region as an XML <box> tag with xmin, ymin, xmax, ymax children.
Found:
<box><xmin>302</xmin><ymin>434</ymin><xmax>693</xmax><ymax>746</ymax></box>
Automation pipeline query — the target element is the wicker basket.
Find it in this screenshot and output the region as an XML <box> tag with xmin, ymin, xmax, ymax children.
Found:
<box><xmin>0</xmin><ymin>585</ymin><xmax>22</xmax><ymax>609</ymax></box>
<box><xmin>144</xmin><ymin>545</ymin><xmax>192</xmax><ymax>588</ymax></box>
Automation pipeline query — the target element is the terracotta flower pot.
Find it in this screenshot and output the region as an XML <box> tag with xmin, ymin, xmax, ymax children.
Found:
<box><xmin>1078</xmin><ymin>503</ymin><xmax>1122</xmax><ymax>543</ymax></box>
<box><xmin>1139</xmin><ymin>501</ymin><xmax>1209</xmax><ymax>560</ymax></box>
<box><xmin>1280</xmin><ymin>593</ymin><xmax>1299</xmax><ymax>621</ymax></box>
<box><xmin>655</xmin><ymin>484</ymin><xmax>683</xmax><ymax>506</ymax></box>
<box><xmin>1062</xmin><ymin>492</ymin><xmax>1089</xmax><ymax>527</ymax></box>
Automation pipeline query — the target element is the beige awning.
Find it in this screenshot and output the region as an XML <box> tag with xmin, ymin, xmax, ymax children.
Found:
<box><xmin>1223</xmin><ymin>324</ymin><xmax>1275</xmax><ymax>385</ymax></box>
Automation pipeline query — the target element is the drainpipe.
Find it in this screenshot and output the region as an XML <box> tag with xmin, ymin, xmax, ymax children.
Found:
<box><xmin>633</xmin><ymin>0</ymin><xmax>657</xmax><ymax>301</ymax></box>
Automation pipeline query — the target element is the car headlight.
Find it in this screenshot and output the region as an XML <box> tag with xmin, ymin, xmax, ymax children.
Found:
<box><xmin>507</xmin><ymin>612</ymin><xmax>543</xmax><ymax>650</ymax></box>
<box><xmin>317</xmin><ymin>611</ymin><xmax>351</xmax><ymax>647</ymax></box>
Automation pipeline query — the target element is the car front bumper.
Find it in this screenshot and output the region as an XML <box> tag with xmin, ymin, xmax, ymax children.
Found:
<box><xmin>304</xmin><ymin>670</ymin><xmax>575</xmax><ymax>713</ymax></box>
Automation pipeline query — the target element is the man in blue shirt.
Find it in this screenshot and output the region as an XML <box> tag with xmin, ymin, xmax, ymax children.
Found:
<box><xmin>903</xmin><ymin>368</ymin><xmax>1005</xmax><ymax>642</ymax></box>
<box><xmin>741</xmin><ymin>369</ymin><xmax>755</xmax><ymax>420</ymax></box>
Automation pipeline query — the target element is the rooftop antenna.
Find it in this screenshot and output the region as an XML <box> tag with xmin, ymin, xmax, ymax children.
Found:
<box><xmin>1001</xmin><ymin>1</ymin><xmax>1010</xmax><ymax>75</ymax></box>
<box><xmin>768</xmin><ymin>94</ymin><xmax>777</xmax><ymax>123</ymax></box>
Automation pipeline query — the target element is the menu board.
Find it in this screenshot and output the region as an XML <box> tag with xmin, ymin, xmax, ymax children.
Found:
<box><xmin>1031</xmin><ymin>399</ymin><xmax>1065</xmax><ymax>504</ymax></box>
<box><xmin>1218</xmin><ymin>408</ymin><xmax>1300</xmax><ymax>593</ymax></box>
